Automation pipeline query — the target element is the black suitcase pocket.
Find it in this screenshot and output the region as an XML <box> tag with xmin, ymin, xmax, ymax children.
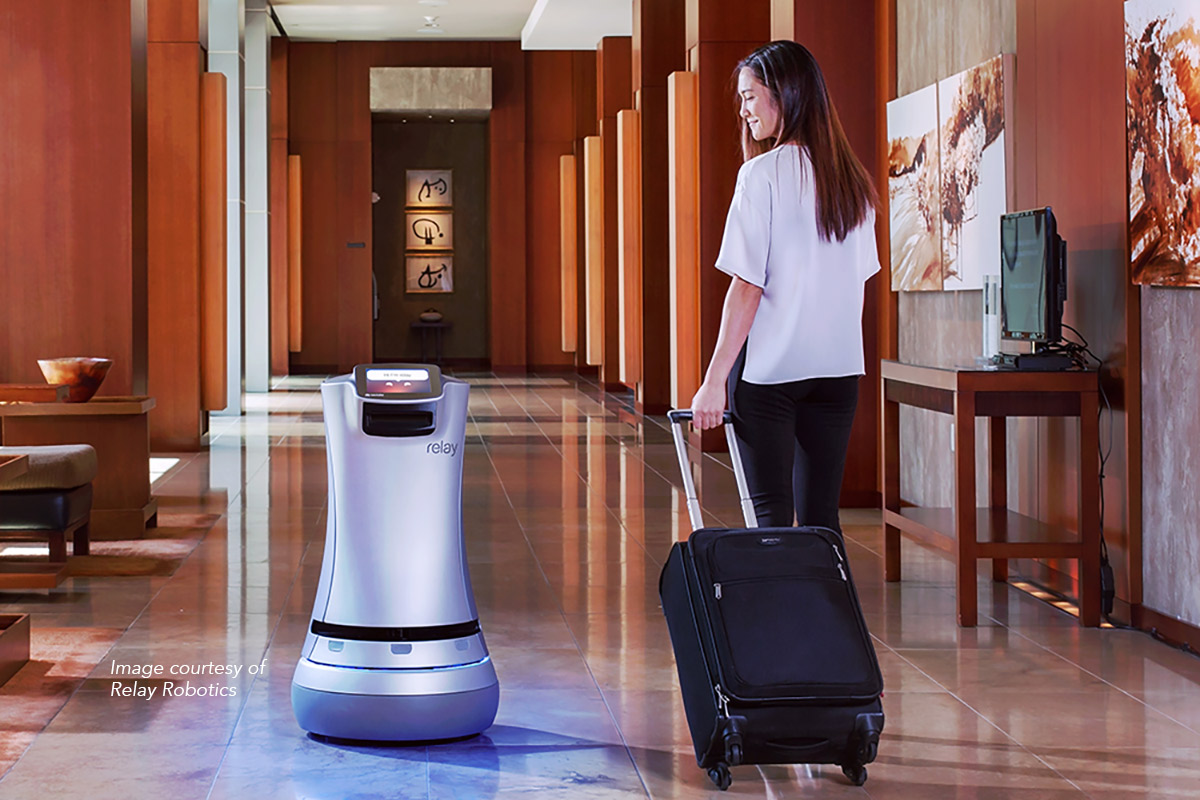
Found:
<box><xmin>715</xmin><ymin>576</ymin><xmax>876</xmax><ymax>698</ymax></box>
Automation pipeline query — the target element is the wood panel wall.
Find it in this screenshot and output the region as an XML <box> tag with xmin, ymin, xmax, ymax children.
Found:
<box><xmin>634</xmin><ymin>0</ymin><xmax>686</xmax><ymax>414</ymax></box>
<box><xmin>288</xmin><ymin>41</ymin><xmax>565</xmax><ymax>373</ymax></box>
<box><xmin>892</xmin><ymin>0</ymin><xmax>1139</xmax><ymax>620</ymax></box>
<box><xmin>269</xmin><ymin>36</ymin><xmax>289</xmax><ymax>376</ymax></box>
<box><xmin>790</xmin><ymin>1</ymin><xmax>883</xmax><ymax>506</ymax></box>
<box><xmin>147</xmin><ymin>0</ymin><xmax>205</xmax><ymax>450</ymax></box>
<box><xmin>688</xmin><ymin>0</ymin><xmax>771</xmax><ymax>449</ymax></box>
<box><xmin>526</xmin><ymin>50</ymin><xmax>577</xmax><ymax>370</ymax></box>
<box><xmin>0</xmin><ymin>1</ymin><xmax>147</xmax><ymax>397</ymax></box>
<box><xmin>598</xmin><ymin>37</ymin><xmax>634</xmax><ymax>390</ymax></box>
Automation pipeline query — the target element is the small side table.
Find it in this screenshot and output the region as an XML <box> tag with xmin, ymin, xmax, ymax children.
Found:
<box><xmin>881</xmin><ymin>361</ymin><xmax>1101</xmax><ymax>627</ymax></box>
<box><xmin>410</xmin><ymin>321</ymin><xmax>452</xmax><ymax>364</ymax></box>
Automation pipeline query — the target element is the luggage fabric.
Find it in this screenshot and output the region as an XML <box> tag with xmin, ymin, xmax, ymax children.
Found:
<box><xmin>658</xmin><ymin>410</ymin><xmax>884</xmax><ymax>790</ymax></box>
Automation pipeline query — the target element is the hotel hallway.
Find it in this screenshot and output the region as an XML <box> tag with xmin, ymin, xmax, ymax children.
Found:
<box><xmin>1</xmin><ymin>374</ymin><xmax>1199</xmax><ymax>799</ymax></box>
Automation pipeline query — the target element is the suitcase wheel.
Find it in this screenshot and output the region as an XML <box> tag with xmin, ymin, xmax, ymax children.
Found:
<box><xmin>707</xmin><ymin>763</ymin><xmax>733</xmax><ymax>791</ymax></box>
<box><xmin>842</xmin><ymin>764</ymin><xmax>868</xmax><ymax>786</ymax></box>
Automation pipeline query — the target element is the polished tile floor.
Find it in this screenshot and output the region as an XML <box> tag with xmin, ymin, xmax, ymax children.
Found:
<box><xmin>2</xmin><ymin>373</ymin><xmax>1200</xmax><ymax>798</ymax></box>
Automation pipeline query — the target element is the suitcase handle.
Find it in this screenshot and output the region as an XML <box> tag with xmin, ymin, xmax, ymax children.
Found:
<box><xmin>668</xmin><ymin>409</ymin><xmax>758</xmax><ymax>532</ymax></box>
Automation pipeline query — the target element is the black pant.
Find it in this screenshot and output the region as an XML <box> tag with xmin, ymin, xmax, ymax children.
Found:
<box><xmin>729</xmin><ymin>362</ymin><xmax>859</xmax><ymax>531</ymax></box>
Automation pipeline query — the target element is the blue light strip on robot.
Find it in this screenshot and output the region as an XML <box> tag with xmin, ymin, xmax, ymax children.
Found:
<box><xmin>308</xmin><ymin>655</ymin><xmax>491</xmax><ymax>673</ymax></box>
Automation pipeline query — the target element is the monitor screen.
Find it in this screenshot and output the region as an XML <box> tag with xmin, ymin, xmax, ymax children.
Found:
<box><xmin>364</xmin><ymin>368</ymin><xmax>432</xmax><ymax>395</ymax></box>
<box><xmin>354</xmin><ymin>364</ymin><xmax>442</xmax><ymax>399</ymax></box>
<box><xmin>1000</xmin><ymin>210</ymin><xmax>1051</xmax><ymax>341</ymax></box>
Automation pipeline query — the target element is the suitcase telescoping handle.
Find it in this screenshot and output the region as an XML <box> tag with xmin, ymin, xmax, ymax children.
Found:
<box><xmin>667</xmin><ymin>410</ymin><xmax>758</xmax><ymax>532</ymax></box>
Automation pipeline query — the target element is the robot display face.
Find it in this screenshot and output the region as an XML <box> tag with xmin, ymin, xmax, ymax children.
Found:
<box><xmin>354</xmin><ymin>364</ymin><xmax>443</xmax><ymax>400</ymax></box>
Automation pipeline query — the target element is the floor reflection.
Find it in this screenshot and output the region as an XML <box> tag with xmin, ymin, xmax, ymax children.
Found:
<box><xmin>1</xmin><ymin>372</ymin><xmax>1198</xmax><ymax>798</ymax></box>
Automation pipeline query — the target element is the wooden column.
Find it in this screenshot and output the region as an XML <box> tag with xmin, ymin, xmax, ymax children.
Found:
<box><xmin>687</xmin><ymin>0</ymin><xmax>770</xmax><ymax>448</ymax></box>
<box><xmin>525</xmin><ymin>50</ymin><xmax>577</xmax><ymax>371</ymax></box>
<box><xmin>0</xmin><ymin>1</ymin><xmax>148</xmax><ymax>398</ymax></box>
<box><xmin>668</xmin><ymin>72</ymin><xmax>701</xmax><ymax>411</ymax></box>
<box><xmin>147</xmin><ymin>0</ymin><xmax>205</xmax><ymax>450</ymax></box>
<box><xmin>201</xmin><ymin>74</ymin><xmax>228</xmax><ymax>411</ymax></box>
<box><xmin>489</xmin><ymin>42</ymin><xmax>528</xmax><ymax>372</ymax></box>
<box><xmin>877</xmin><ymin>0</ymin><xmax>899</xmax><ymax>508</ymax></box>
<box><xmin>572</xmin><ymin>52</ymin><xmax>599</xmax><ymax>371</ymax></box>
<box><xmin>269</xmin><ymin>37</ymin><xmax>290</xmax><ymax>377</ymax></box>
<box><xmin>790</xmin><ymin>1</ymin><xmax>884</xmax><ymax>506</ymax></box>
<box><xmin>634</xmin><ymin>0</ymin><xmax>686</xmax><ymax>414</ymax></box>
<box><xmin>597</xmin><ymin>37</ymin><xmax>633</xmax><ymax>390</ymax></box>
<box><xmin>287</xmin><ymin>155</ymin><xmax>303</xmax><ymax>352</ymax></box>
<box><xmin>617</xmin><ymin>109</ymin><xmax>643</xmax><ymax>387</ymax></box>
<box><xmin>584</xmin><ymin>136</ymin><xmax>605</xmax><ymax>367</ymax></box>
<box><xmin>560</xmin><ymin>155</ymin><xmax>579</xmax><ymax>353</ymax></box>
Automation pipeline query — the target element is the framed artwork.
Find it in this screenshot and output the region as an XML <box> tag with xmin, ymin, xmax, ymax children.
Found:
<box><xmin>938</xmin><ymin>55</ymin><xmax>1010</xmax><ymax>291</ymax></box>
<box><xmin>405</xmin><ymin>211</ymin><xmax>453</xmax><ymax>250</ymax></box>
<box><xmin>406</xmin><ymin>256</ymin><xmax>454</xmax><ymax>293</ymax></box>
<box><xmin>887</xmin><ymin>83</ymin><xmax>943</xmax><ymax>292</ymax></box>
<box><xmin>1127</xmin><ymin>0</ymin><xmax>1200</xmax><ymax>286</ymax></box>
<box><xmin>406</xmin><ymin>169</ymin><xmax>453</xmax><ymax>207</ymax></box>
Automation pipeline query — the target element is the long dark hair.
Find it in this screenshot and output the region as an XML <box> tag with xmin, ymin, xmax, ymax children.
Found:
<box><xmin>736</xmin><ymin>41</ymin><xmax>877</xmax><ymax>242</ymax></box>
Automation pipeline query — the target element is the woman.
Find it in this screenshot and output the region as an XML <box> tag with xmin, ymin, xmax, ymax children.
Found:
<box><xmin>689</xmin><ymin>41</ymin><xmax>880</xmax><ymax>532</ymax></box>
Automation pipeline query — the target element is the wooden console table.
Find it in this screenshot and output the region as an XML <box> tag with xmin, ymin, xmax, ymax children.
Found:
<box><xmin>0</xmin><ymin>397</ymin><xmax>156</xmax><ymax>540</ymax></box>
<box><xmin>881</xmin><ymin>361</ymin><xmax>1101</xmax><ymax>627</ymax></box>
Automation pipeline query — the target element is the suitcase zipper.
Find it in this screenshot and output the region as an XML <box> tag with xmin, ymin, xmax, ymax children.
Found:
<box><xmin>714</xmin><ymin>582</ymin><xmax>722</xmax><ymax>599</ymax></box>
<box><xmin>714</xmin><ymin>683</ymin><xmax>731</xmax><ymax>717</ymax></box>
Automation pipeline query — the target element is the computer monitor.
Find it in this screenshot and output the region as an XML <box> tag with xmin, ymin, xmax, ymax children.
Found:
<box><xmin>1000</xmin><ymin>207</ymin><xmax>1067</xmax><ymax>345</ymax></box>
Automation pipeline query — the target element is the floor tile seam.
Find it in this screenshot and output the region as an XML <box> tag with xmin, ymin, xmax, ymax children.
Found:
<box><xmin>9</xmin><ymin>544</ymin><xmax>193</xmax><ymax>781</ymax></box>
<box><xmin>1000</xmin><ymin>616</ymin><xmax>1183</xmax><ymax>714</ymax></box>
<box><xmin>476</xmin><ymin>418</ymin><xmax>653</xmax><ymax>798</ymax></box>
<box><xmin>886</xmin><ymin>647</ymin><xmax>1095</xmax><ymax>796</ymax></box>
<box><xmin>496</xmin><ymin>378</ymin><xmax>658</xmax><ymax>564</ymax></box>
<box><xmin>492</xmin><ymin>378</ymin><xmax>556</xmax><ymax>449</ymax></box>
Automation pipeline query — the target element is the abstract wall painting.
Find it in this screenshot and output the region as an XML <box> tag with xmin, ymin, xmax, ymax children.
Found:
<box><xmin>406</xmin><ymin>211</ymin><xmax>454</xmax><ymax>250</ymax></box>
<box><xmin>887</xmin><ymin>83</ymin><xmax>943</xmax><ymax>291</ymax></box>
<box><xmin>1127</xmin><ymin>0</ymin><xmax>1200</xmax><ymax>287</ymax></box>
<box><xmin>938</xmin><ymin>55</ymin><xmax>1010</xmax><ymax>291</ymax></box>
<box><xmin>406</xmin><ymin>169</ymin><xmax>453</xmax><ymax>207</ymax></box>
<box><xmin>406</xmin><ymin>256</ymin><xmax>454</xmax><ymax>293</ymax></box>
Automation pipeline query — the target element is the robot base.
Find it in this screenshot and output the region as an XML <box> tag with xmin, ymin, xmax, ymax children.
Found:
<box><xmin>292</xmin><ymin>657</ymin><xmax>499</xmax><ymax>742</ymax></box>
<box><xmin>292</xmin><ymin>684</ymin><xmax>499</xmax><ymax>742</ymax></box>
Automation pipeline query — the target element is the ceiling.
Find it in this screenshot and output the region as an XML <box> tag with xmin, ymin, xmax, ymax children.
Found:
<box><xmin>271</xmin><ymin>0</ymin><xmax>632</xmax><ymax>49</ymax></box>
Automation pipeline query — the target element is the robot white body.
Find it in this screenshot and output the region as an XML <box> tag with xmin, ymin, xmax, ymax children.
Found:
<box><xmin>291</xmin><ymin>365</ymin><xmax>499</xmax><ymax>741</ymax></box>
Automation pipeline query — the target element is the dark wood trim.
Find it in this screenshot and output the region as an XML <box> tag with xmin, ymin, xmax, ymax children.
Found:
<box><xmin>130</xmin><ymin>0</ymin><xmax>149</xmax><ymax>396</ymax></box>
<box><xmin>1132</xmin><ymin>605</ymin><xmax>1200</xmax><ymax>655</ymax></box>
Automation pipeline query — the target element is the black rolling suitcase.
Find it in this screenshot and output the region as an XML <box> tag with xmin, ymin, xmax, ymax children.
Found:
<box><xmin>659</xmin><ymin>410</ymin><xmax>884</xmax><ymax>790</ymax></box>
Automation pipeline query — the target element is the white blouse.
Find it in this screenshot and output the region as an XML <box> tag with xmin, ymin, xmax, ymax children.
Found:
<box><xmin>715</xmin><ymin>144</ymin><xmax>880</xmax><ymax>384</ymax></box>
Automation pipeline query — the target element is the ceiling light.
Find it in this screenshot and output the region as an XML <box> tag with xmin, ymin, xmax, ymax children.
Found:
<box><xmin>417</xmin><ymin>15</ymin><xmax>445</xmax><ymax>35</ymax></box>
<box><xmin>418</xmin><ymin>0</ymin><xmax>448</xmax><ymax>6</ymax></box>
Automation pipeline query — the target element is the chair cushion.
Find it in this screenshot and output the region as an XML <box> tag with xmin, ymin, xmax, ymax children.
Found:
<box><xmin>0</xmin><ymin>483</ymin><xmax>93</xmax><ymax>531</ymax></box>
<box><xmin>0</xmin><ymin>445</ymin><xmax>98</xmax><ymax>491</ymax></box>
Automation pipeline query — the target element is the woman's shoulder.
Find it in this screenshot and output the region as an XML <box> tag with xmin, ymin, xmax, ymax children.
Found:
<box><xmin>737</xmin><ymin>145</ymin><xmax>805</xmax><ymax>187</ymax></box>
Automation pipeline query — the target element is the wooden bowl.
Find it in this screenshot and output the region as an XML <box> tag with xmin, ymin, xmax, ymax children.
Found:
<box><xmin>36</xmin><ymin>358</ymin><xmax>113</xmax><ymax>402</ymax></box>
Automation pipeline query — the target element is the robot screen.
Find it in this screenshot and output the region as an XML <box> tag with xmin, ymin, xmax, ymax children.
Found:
<box><xmin>364</xmin><ymin>368</ymin><xmax>432</xmax><ymax>394</ymax></box>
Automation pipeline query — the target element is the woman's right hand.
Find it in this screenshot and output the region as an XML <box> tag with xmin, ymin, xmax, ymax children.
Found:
<box><xmin>689</xmin><ymin>381</ymin><xmax>726</xmax><ymax>431</ymax></box>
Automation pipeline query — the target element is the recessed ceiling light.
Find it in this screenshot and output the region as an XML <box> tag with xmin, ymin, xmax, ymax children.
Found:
<box><xmin>417</xmin><ymin>15</ymin><xmax>445</xmax><ymax>34</ymax></box>
<box><xmin>418</xmin><ymin>0</ymin><xmax>448</xmax><ymax>7</ymax></box>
